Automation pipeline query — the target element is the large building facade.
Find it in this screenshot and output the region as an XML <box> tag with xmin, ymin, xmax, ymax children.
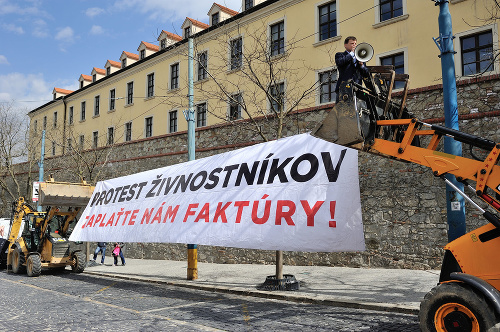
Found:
<box><xmin>28</xmin><ymin>0</ymin><xmax>498</xmax><ymax>158</ymax></box>
<box><xmin>20</xmin><ymin>0</ymin><xmax>500</xmax><ymax>268</ymax></box>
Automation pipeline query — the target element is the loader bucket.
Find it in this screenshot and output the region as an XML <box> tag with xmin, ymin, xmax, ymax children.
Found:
<box><xmin>39</xmin><ymin>182</ymin><xmax>95</xmax><ymax>207</ymax></box>
<box><xmin>312</xmin><ymin>81</ymin><xmax>372</xmax><ymax>148</ymax></box>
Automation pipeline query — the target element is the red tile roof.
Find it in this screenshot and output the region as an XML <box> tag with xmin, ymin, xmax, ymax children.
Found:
<box><xmin>140</xmin><ymin>41</ymin><xmax>160</xmax><ymax>52</ymax></box>
<box><xmin>214</xmin><ymin>3</ymin><xmax>239</xmax><ymax>16</ymax></box>
<box><xmin>107</xmin><ymin>60</ymin><xmax>121</xmax><ymax>68</ymax></box>
<box><xmin>53</xmin><ymin>87</ymin><xmax>74</xmax><ymax>94</ymax></box>
<box><xmin>80</xmin><ymin>74</ymin><xmax>92</xmax><ymax>81</ymax></box>
<box><xmin>93</xmin><ymin>67</ymin><xmax>106</xmax><ymax>75</ymax></box>
<box><xmin>159</xmin><ymin>30</ymin><xmax>182</xmax><ymax>41</ymax></box>
<box><xmin>187</xmin><ymin>17</ymin><xmax>209</xmax><ymax>29</ymax></box>
<box><xmin>122</xmin><ymin>51</ymin><xmax>139</xmax><ymax>60</ymax></box>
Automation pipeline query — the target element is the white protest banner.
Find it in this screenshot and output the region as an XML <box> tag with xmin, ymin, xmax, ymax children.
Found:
<box><xmin>69</xmin><ymin>133</ymin><xmax>365</xmax><ymax>252</ymax></box>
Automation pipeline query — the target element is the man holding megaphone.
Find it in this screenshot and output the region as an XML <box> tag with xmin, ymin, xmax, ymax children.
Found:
<box><xmin>334</xmin><ymin>36</ymin><xmax>370</xmax><ymax>102</ymax></box>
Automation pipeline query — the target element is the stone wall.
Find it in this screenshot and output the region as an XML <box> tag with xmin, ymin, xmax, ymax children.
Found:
<box><xmin>6</xmin><ymin>75</ymin><xmax>500</xmax><ymax>270</ymax></box>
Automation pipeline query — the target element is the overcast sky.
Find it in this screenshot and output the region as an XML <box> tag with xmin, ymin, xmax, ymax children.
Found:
<box><xmin>0</xmin><ymin>0</ymin><xmax>243</xmax><ymax>112</ymax></box>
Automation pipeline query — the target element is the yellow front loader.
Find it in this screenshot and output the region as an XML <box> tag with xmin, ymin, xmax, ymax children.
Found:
<box><xmin>0</xmin><ymin>180</ymin><xmax>94</xmax><ymax>277</ymax></box>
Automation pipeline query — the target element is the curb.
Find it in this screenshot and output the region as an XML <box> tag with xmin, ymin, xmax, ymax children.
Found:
<box><xmin>83</xmin><ymin>271</ymin><xmax>419</xmax><ymax>315</ymax></box>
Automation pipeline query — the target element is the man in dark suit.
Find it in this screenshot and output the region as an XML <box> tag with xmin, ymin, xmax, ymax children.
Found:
<box><xmin>335</xmin><ymin>36</ymin><xmax>369</xmax><ymax>102</ymax></box>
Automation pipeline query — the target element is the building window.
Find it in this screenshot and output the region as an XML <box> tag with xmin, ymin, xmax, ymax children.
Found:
<box><xmin>122</xmin><ymin>58</ymin><xmax>127</xmax><ymax>68</ymax></box>
<box><xmin>79</xmin><ymin>135</ymin><xmax>85</xmax><ymax>150</ymax></box>
<box><xmin>43</xmin><ymin>116</ymin><xmax>47</xmax><ymax>130</ymax></box>
<box><xmin>269</xmin><ymin>82</ymin><xmax>285</xmax><ymax>113</ymax></box>
<box><xmin>380</xmin><ymin>0</ymin><xmax>403</xmax><ymax>22</ymax></box>
<box><xmin>460</xmin><ymin>30</ymin><xmax>494</xmax><ymax>76</ymax></box>
<box><xmin>161</xmin><ymin>39</ymin><xmax>166</xmax><ymax>49</ymax></box>
<box><xmin>80</xmin><ymin>81</ymin><xmax>84</xmax><ymax>89</ymax></box>
<box><xmin>67</xmin><ymin>138</ymin><xmax>72</xmax><ymax>151</ymax></box>
<box><xmin>212</xmin><ymin>12</ymin><xmax>219</xmax><ymax>25</ymax></box>
<box><xmin>107</xmin><ymin>127</ymin><xmax>114</xmax><ymax>145</ymax></box>
<box><xmin>229</xmin><ymin>93</ymin><xmax>242</xmax><ymax>120</ymax></box>
<box><xmin>92</xmin><ymin>74</ymin><xmax>96</xmax><ymax>82</ymax></box>
<box><xmin>170</xmin><ymin>63</ymin><xmax>179</xmax><ymax>89</ymax></box>
<box><xmin>196</xmin><ymin>103</ymin><xmax>207</xmax><ymax>127</ymax></box>
<box><xmin>106</xmin><ymin>67</ymin><xmax>111</xmax><ymax>75</ymax></box>
<box><xmin>245</xmin><ymin>0</ymin><xmax>253</xmax><ymax>10</ymax></box>
<box><xmin>147</xmin><ymin>73</ymin><xmax>155</xmax><ymax>98</ymax></box>
<box><xmin>270</xmin><ymin>21</ymin><xmax>285</xmax><ymax>56</ymax></box>
<box><xmin>140</xmin><ymin>49</ymin><xmax>145</xmax><ymax>60</ymax></box>
<box><xmin>230</xmin><ymin>37</ymin><xmax>243</xmax><ymax>70</ymax></box>
<box><xmin>319</xmin><ymin>69</ymin><xmax>337</xmax><ymax>104</ymax></box>
<box><xmin>185</xmin><ymin>27</ymin><xmax>191</xmax><ymax>39</ymax></box>
<box><xmin>380</xmin><ymin>52</ymin><xmax>405</xmax><ymax>89</ymax></box>
<box><xmin>109</xmin><ymin>89</ymin><xmax>116</xmax><ymax>111</ymax></box>
<box><xmin>93</xmin><ymin>131</ymin><xmax>98</xmax><ymax>149</ymax></box>
<box><xmin>69</xmin><ymin>107</ymin><xmax>74</xmax><ymax>124</ymax></box>
<box><xmin>127</xmin><ymin>82</ymin><xmax>134</xmax><ymax>105</ymax></box>
<box><xmin>81</xmin><ymin>102</ymin><xmax>86</xmax><ymax>121</ymax></box>
<box><xmin>52</xmin><ymin>141</ymin><xmax>56</xmax><ymax>156</ymax></box>
<box><xmin>34</xmin><ymin>120</ymin><xmax>38</xmax><ymax>134</ymax></box>
<box><xmin>319</xmin><ymin>2</ymin><xmax>337</xmax><ymax>41</ymax></box>
<box><xmin>169</xmin><ymin>110</ymin><xmax>178</xmax><ymax>133</ymax></box>
<box><xmin>145</xmin><ymin>117</ymin><xmax>153</xmax><ymax>138</ymax></box>
<box><xmin>94</xmin><ymin>95</ymin><xmax>100</xmax><ymax>116</ymax></box>
<box><xmin>125</xmin><ymin>122</ymin><xmax>132</xmax><ymax>142</ymax></box>
<box><xmin>53</xmin><ymin>111</ymin><xmax>57</xmax><ymax>128</ymax></box>
<box><xmin>198</xmin><ymin>52</ymin><xmax>208</xmax><ymax>81</ymax></box>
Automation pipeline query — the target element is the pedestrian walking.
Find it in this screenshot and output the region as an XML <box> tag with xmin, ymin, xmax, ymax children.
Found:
<box><xmin>92</xmin><ymin>242</ymin><xmax>107</xmax><ymax>264</ymax></box>
<box><xmin>112</xmin><ymin>242</ymin><xmax>126</xmax><ymax>266</ymax></box>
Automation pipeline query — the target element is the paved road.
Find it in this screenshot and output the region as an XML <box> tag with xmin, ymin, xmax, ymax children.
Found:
<box><xmin>0</xmin><ymin>270</ymin><xmax>420</xmax><ymax>331</ymax></box>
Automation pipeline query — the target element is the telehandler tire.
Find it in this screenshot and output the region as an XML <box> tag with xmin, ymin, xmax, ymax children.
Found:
<box><xmin>71</xmin><ymin>251</ymin><xmax>85</xmax><ymax>273</ymax></box>
<box><xmin>419</xmin><ymin>282</ymin><xmax>497</xmax><ymax>332</ymax></box>
<box><xmin>11</xmin><ymin>247</ymin><xmax>26</xmax><ymax>274</ymax></box>
<box><xmin>26</xmin><ymin>255</ymin><xmax>42</xmax><ymax>277</ymax></box>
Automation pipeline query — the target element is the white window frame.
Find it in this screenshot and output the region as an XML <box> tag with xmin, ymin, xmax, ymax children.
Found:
<box><xmin>107</xmin><ymin>126</ymin><xmax>114</xmax><ymax>145</ymax></box>
<box><xmin>315</xmin><ymin>0</ymin><xmax>341</xmax><ymax>45</ymax></box>
<box><xmin>375</xmin><ymin>47</ymin><xmax>408</xmax><ymax>90</ymax></box>
<box><xmin>146</xmin><ymin>72</ymin><xmax>155</xmax><ymax>98</ymax></box>
<box><xmin>373</xmin><ymin>0</ymin><xmax>408</xmax><ymax>28</ymax></box>
<box><xmin>125</xmin><ymin>122</ymin><xmax>133</xmax><ymax>142</ymax></box>
<box><xmin>109</xmin><ymin>88</ymin><xmax>116</xmax><ymax>112</ymax></box>
<box><xmin>228</xmin><ymin>92</ymin><xmax>243</xmax><ymax>120</ymax></box>
<box><xmin>268</xmin><ymin>81</ymin><xmax>286</xmax><ymax>114</ymax></box>
<box><xmin>94</xmin><ymin>95</ymin><xmax>100</xmax><ymax>117</ymax></box>
<box><xmin>197</xmin><ymin>50</ymin><xmax>209</xmax><ymax>82</ymax></box>
<box><xmin>268</xmin><ymin>17</ymin><xmax>286</xmax><ymax>57</ymax></box>
<box><xmin>168</xmin><ymin>110</ymin><xmax>178</xmax><ymax>133</ymax></box>
<box><xmin>316</xmin><ymin>66</ymin><xmax>338</xmax><ymax>105</ymax></box>
<box><xmin>92</xmin><ymin>131</ymin><xmax>98</xmax><ymax>149</ymax></box>
<box><xmin>228</xmin><ymin>35</ymin><xmax>244</xmax><ymax>71</ymax></box>
<box><xmin>169</xmin><ymin>62</ymin><xmax>180</xmax><ymax>90</ymax></box>
<box><xmin>144</xmin><ymin>116</ymin><xmax>154</xmax><ymax>138</ymax></box>
<box><xmin>454</xmin><ymin>24</ymin><xmax>499</xmax><ymax>79</ymax></box>
<box><xmin>126</xmin><ymin>81</ymin><xmax>134</xmax><ymax>105</ymax></box>
<box><xmin>196</xmin><ymin>101</ymin><xmax>208</xmax><ymax>127</ymax></box>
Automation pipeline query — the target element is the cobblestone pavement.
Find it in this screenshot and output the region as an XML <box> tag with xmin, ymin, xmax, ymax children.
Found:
<box><xmin>0</xmin><ymin>270</ymin><xmax>420</xmax><ymax>331</ymax></box>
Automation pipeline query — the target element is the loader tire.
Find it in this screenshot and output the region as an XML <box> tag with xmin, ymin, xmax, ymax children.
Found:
<box><xmin>419</xmin><ymin>282</ymin><xmax>497</xmax><ymax>332</ymax></box>
<box><xmin>71</xmin><ymin>251</ymin><xmax>85</xmax><ymax>273</ymax></box>
<box><xmin>26</xmin><ymin>255</ymin><xmax>42</xmax><ymax>277</ymax></box>
<box><xmin>11</xmin><ymin>247</ymin><xmax>26</xmax><ymax>274</ymax></box>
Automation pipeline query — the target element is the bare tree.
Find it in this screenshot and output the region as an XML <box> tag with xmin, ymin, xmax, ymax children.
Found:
<box><xmin>0</xmin><ymin>102</ymin><xmax>38</xmax><ymax>215</ymax></box>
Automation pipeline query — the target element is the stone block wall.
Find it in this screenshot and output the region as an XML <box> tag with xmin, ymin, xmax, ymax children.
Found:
<box><xmin>6</xmin><ymin>75</ymin><xmax>500</xmax><ymax>270</ymax></box>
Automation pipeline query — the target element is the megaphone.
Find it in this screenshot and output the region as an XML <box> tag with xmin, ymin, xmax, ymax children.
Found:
<box><xmin>354</xmin><ymin>43</ymin><xmax>374</xmax><ymax>62</ymax></box>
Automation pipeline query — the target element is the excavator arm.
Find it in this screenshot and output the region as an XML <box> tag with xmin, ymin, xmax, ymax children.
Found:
<box><xmin>313</xmin><ymin>66</ymin><xmax>500</xmax><ymax>225</ymax></box>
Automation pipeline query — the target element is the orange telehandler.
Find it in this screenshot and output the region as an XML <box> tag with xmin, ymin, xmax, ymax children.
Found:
<box><xmin>313</xmin><ymin>67</ymin><xmax>500</xmax><ymax>331</ymax></box>
<box><xmin>0</xmin><ymin>179</ymin><xmax>94</xmax><ymax>277</ymax></box>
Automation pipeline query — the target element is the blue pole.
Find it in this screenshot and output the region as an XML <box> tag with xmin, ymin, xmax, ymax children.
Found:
<box><xmin>37</xmin><ymin>130</ymin><xmax>46</xmax><ymax>212</ymax></box>
<box><xmin>433</xmin><ymin>0</ymin><xmax>466</xmax><ymax>242</ymax></box>
<box><xmin>184</xmin><ymin>38</ymin><xmax>198</xmax><ymax>280</ymax></box>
